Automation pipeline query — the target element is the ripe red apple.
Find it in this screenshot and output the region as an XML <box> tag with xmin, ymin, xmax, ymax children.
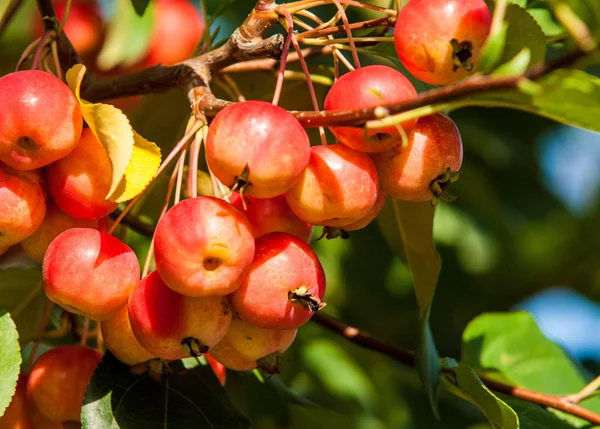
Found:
<box><xmin>26</xmin><ymin>345</ymin><xmax>102</xmax><ymax>423</ymax></box>
<box><xmin>206</xmin><ymin>101</ymin><xmax>310</xmax><ymax>198</ymax></box>
<box><xmin>231</xmin><ymin>232</ymin><xmax>326</xmax><ymax>330</ymax></box>
<box><xmin>342</xmin><ymin>190</ymin><xmax>388</xmax><ymax>232</ymax></box>
<box><xmin>230</xmin><ymin>193</ymin><xmax>313</xmax><ymax>242</ymax></box>
<box><xmin>373</xmin><ymin>114</ymin><xmax>463</xmax><ymax>202</ymax></box>
<box><xmin>33</xmin><ymin>0</ymin><xmax>104</xmax><ymax>56</ymax></box>
<box><xmin>394</xmin><ymin>0</ymin><xmax>492</xmax><ymax>85</ymax></box>
<box><xmin>0</xmin><ymin>376</ymin><xmax>34</xmax><ymax>429</ymax></box>
<box><xmin>285</xmin><ymin>144</ymin><xmax>379</xmax><ymax>227</ymax></box>
<box><xmin>42</xmin><ymin>228</ymin><xmax>141</xmax><ymax>321</ymax></box>
<box><xmin>101</xmin><ymin>305</ymin><xmax>156</xmax><ymax>366</ymax></box>
<box><xmin>140</xmin><ymin>0</ymin><xmax>205</xmax><ymax>67</ymax></box>
<box><xmin>0</xmin><ymin>162</ymin><xmax>46</xmax><ymax>249</ymax></box>
<box><xmin>324</xmin><ymin>65</ymin><xmax>418</xmax><ymax>153</ymax></box>
<box><xmin>0</xmin><ymin>70</ymin><xmax>82</xmax><ymax>171</ymax></box>
<box><xmin>128</xmin><ymin>271</ymin><xmax>232</xmax><ymax>360</ymax></box>
<box><xmin>46</xmin><ymin>127</ymin><xmax>119</xmax><ymax>220</ymax></box>
<box><xmin>21</xmin><ymin>201</ymin><xmax>103</xmax><ymax>263</ymax></box>
<box><xmin>154</xmin><ymin>196</ymin><xmax>255</xmax><ymax>297</ymax></box>
<box><xmin>210</xmin><ymin>317</ymin><xmax>297</xmax><ymax>371</ymax></box>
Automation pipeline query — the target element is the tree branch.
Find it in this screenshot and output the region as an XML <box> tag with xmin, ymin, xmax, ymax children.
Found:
<box><xmin>311</xmin><ymin>311</ymin><xmax>600</xmax><ymax>425</ymax></box>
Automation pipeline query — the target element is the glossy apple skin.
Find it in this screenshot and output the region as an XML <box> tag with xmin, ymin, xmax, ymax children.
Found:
<box><xmin>324</xmin><ymin>65</ymin><xmax>418</xmax><ymax>153</ymax></box>
<box><xmin>101</xmin><ymin>305</ymin><xmax>155</xmax><ymax>366</ymax></box>
<box><xmin>0</xmin><ymin>376</ymin><xmax>34</xmax><ymax>429</ymax></box>
<box><xmin>373</xmin><ymin>114</ymin><xmax>463</xmax><ymax>201</ymax></box>
<box><xmin>0</xmin><ymin>71</ymin><xmax>83</xmax><ymax>171</ymax></box>
<box><xmin>286</xmin><ymin>144</ymin><xmax>379</xmax><ymax>227</ymax></box>
<box><xmin>230</xmin><ymin>193</ymin><xmax>313</xmax><ymax>242</ymax></box>
<box><xmin>206</xmin><ymin>101</ymin><xmax>310</xmax><ymax>198</ymax></box>
<box><xmin>141</xmin><ymin>0</ymin><xmax>204</xmax><ymax>67</ymax></box>
<box><xmin>0</xmin><ymin>163</ymin><xmax>46</xmax><ymax>249</ymax></box>
<box><xmin>210</xmin><ymin>317</ymin><xmax>297</xmax><ymax>371</ymax></box>
<box><xmin>26</xmin><ymin>346</ymin><xmax>102</xmax><ymax>423</ymax></box>
<box><xmin>343</xmin><ymin>190</ymin><xmax>388</xmax><ymax>231</ymax></box>
<box><xmin>231</xmin><ymin>232</ymin><xmax>326</xmax><ymax>330</ymax></box>
<box><xmin>33</xmin><ymin>0</ymin><xmax>104</xmax><ymax>55</ymax></box>
<box><xmin>21</xmin><ymin>201</ymin><xmax>103</xmax><ymax>263</ymax></box>
<box><xmin>154</xmin><ymin>196</ymin><xmax>255</xmax><ymax>297</ymax></box>
<box><xmin>46</xmin><ymin>128</ymin><xmax>119</xmax><ymax>220</ymax></box>
<box><xmin>42</xmin><ymin>228</ymin><xmax>141</xmax><ymax>321</ymax></box>
<box><xmin>394</xmin><ymin>0</ymin><xmax>492</xmax><ymax>85</ymax></box>
<box><xmin>128</xmin><ymin>271</ymin><xmax>232</xmax><ymax>360</ymax></box>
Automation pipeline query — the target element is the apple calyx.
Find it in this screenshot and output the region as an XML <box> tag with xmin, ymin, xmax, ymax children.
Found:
<box><xmin>451</xmin><ymin>39</ymin><xmax>474</xmax><ymax>72</ymax></box>
<box><xmin>430</xmin><ymin>167</ymin><xmax>462</xmax><ymax>205</ymax></box>
<box><xmin>181</xmin><ymin>337</ymin><xmax>210</xmax><ymax>357</ymax></box>
<box><xmin>288</xmin><ymin>286</ymin><xmax>327</xmax><ymax>312</ymax></box>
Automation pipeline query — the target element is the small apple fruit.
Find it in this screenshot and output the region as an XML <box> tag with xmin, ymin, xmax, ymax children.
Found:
<box><xmin>128</xmin><ymin>271</ymin><xmax>232</xmax><ymax>360</ymax></box>
<box><xmin>26</xmin><ymin>345</ymin><xmax>102</xmax><ymax>423</ymax></box>
<box><xmin>231</xmin><ymin>232</ymin><xmax>326</xmax><ymax>330</ymax></box>
<box><xmin>0</xmin><ymin>70</ymin><xmax>82</xmax><ymax>171</ymax></box>
<box><xmin>42</xmin><ymin>228</ymin><xmax>141</xmax><ymax>321</ymax></box>
<box><xmin>154</xmin><ymin>196</ymin><xmax>255</xmax><ymax>297</ymax></box>
<box><xmin>0</xmin><ymin>162</ymin><xmax>46</xmax><ymax>249</ymax></box>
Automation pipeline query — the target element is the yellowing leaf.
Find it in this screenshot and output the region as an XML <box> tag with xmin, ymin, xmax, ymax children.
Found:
<box><xmin>110</xmin><ymin>133</ymin><xmax>161</xmax><ymax>203</ymax></box>
<box><xmin>65</xmin><ymin>64</ymin><xmax>161</xmax><ymax>202</ymax></box>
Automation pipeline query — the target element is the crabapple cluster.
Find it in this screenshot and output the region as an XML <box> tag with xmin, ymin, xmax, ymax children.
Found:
<box><xmin>0</xmin><ymin>70</ymin><xmax>114</xmax><ymax>259</ymax></box>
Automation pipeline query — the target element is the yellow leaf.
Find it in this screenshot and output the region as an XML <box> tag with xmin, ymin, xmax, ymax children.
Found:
<box><xmin>65</xmin><ymin>64</ymin><xmax>161</xmax><ymax>202</ymax></box>
<box><xmin>110</xmin><ymin>133</ymin><xmax>161</xmax><ymax>203</ymax></box>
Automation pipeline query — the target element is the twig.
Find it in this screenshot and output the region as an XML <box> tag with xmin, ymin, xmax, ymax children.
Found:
<box><xmin>311</xmin><ymin>312</ymin><xmax>600</xmax><ymax>425</ymax></box>
<box><xmin>563</xmin><ymin>375</ymin><xmax>600</xmax><ymax>404</ymax></box>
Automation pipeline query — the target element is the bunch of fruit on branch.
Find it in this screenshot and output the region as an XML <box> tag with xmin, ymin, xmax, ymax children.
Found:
<box><xmin>0</xmin><ymin>0</ymin><xmax>493</xmax><ymax>426</ymax></box>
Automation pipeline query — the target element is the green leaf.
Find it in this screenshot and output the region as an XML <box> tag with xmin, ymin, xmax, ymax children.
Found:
<box><xmin>82</xmin><ymin>352</ymin><xmax>250</xmax><ymax>428</ymax></box>
<box><xmin>0</xmin><ymin>249</ymin><xmax>48</xmax><ymax>344</ymax></box>
<box><xmin>384</xmin><ymin>199</ymin><xmax>442</xmax><ymax>415</ymax></box>
<box><xmin>97</xmin><ymin>0</ymin><xmax>154</xmax><ymax>70</ymax></box>
<box><xmin>527</xmin><ymin>8</ymin><xmax>564</xmax><ymax>38</ymax></box>
<box><xmin>441</xmin><ymin>358</ymin><xmax>519</xmax><ymax>429</ymax></box>
<box><xmin>501</xmin><ymin>4</ymin><xmax>546</xmax><ymax>67</ymax></box>
<box><xmin>130</xmin><ymin>0</ymin><xmax>150</xmax><ymax>16</ymax></box>
<box><xmin>468</xmin><ymin>69</ymin><xmax>600</xmax><ymax>132</ymax></box>
<box><xmin>479</xmin><ymin>22</ymin><xmax>508</xmax><ymax>73</ymax></box>
<box><xmin>493</xmin><ymin>48</ymin><xmax>531</xmax><ymax>76</ymax></box>
<box><xmin>501</xmin><ymin>396</ymin><xmax>578</xmax><ymax>429</ymax></box>
<box><xmin>0</xmin><ymin>308</ymin><xmax>21</xmax><ymax>417</ymax></box>
<box><xmin>462</xmin><ymin>312</ymin><xmax>600</xmax><ymax>422</ymax></box>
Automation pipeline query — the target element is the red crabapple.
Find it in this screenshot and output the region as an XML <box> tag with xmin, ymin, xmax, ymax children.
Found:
<box><xmin>26</xmin><ymin>345</ymin><xmax>102</xmax><ymax>423</ymax></box>
<box><xmin>33</xmin><ymin>0</ymin><xmax>104</xmax><ymax>56</ymax></box>
<box><xmin>42</xmin><ymin>228</ymin><xmax>140</xmax><ymax>321</ymax></box>
<box><xmin>21</xmin><ymin>201</ymin><xmax>102</xmax><ymax>263</ymax></box>
<box><xmin>286</xmin><ymin>144</ymin><xmax>378</xmax><ymax>227</ymax></box>
<box><xmin>210</xmin><ymin>317</ymin><xmax>297</xmax><ymax>372</ymax></box>
<box><xmin>0</xmin><ymin>376</ymin><xmax>34</xmax><ymax>429</ymax></box>
<box><xmin>0</xmin><ymin>70</ymin><xmax>82</xmax><ymax>170</ymax></box>
<box><xmin>206</xmin><ymin>101</ymin><xmax>310</xmax><ymax>198</ymax></box>
<box><xmin>128</xmin><ymin>271</ymin><xmax>232</xmax><ymax>360</ymax></box>
<box><xmin>342</xmin><ymin>190</ymin><xmax>388</xmax><ymax>232</ymax></box>
<box><xmin>324</xmin><ymin>65</ymin><xmax>418</xmax><ymax>153</ymax></box>
<box><xmin>46</xmin><ymin>128</ymin><xmax>119</xmax><ymax>220</ymax></box>
<box><xmin>230</xmin><ymin>193</ymin><xmax>313</xmax><ymax>242</ymax></box>
<box><xmin>394</xmin><ymin>0</ymin><xmax>492</xmax><ymax>85</ymax></box>
<box><xmin>231</xmin><ymin>232</ymin><xmax>326</xmax><ymax>330</ymax></box>
<box><xmin>373</xmin><ymin>114</ymin><xmax>463</xmax><ymax>202</ymax></box>
<box><xmin>140</xmin><ymin>0</ymin><xmax>204</xmax><ymax>67</ymax></box>
<box><xmin>101</xmin><ymin>305</ymin><xmax>156</xmax><ymax>366</ymax></box>
<box><xmin>154</xmin><ymin>196</ymin><xmax>255</xmax><ymax>297</ymax></box>
<box><xmin>0</xmin><ymin>163</ymin><xmax>46</xmax><ymax>249</ymax></box>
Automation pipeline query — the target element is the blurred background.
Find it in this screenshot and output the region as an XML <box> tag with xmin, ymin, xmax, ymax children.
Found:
<box><xmin>2</xmin><ymin>0</ymin><xmax>599</xmax><ymax>427</ymax></box>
